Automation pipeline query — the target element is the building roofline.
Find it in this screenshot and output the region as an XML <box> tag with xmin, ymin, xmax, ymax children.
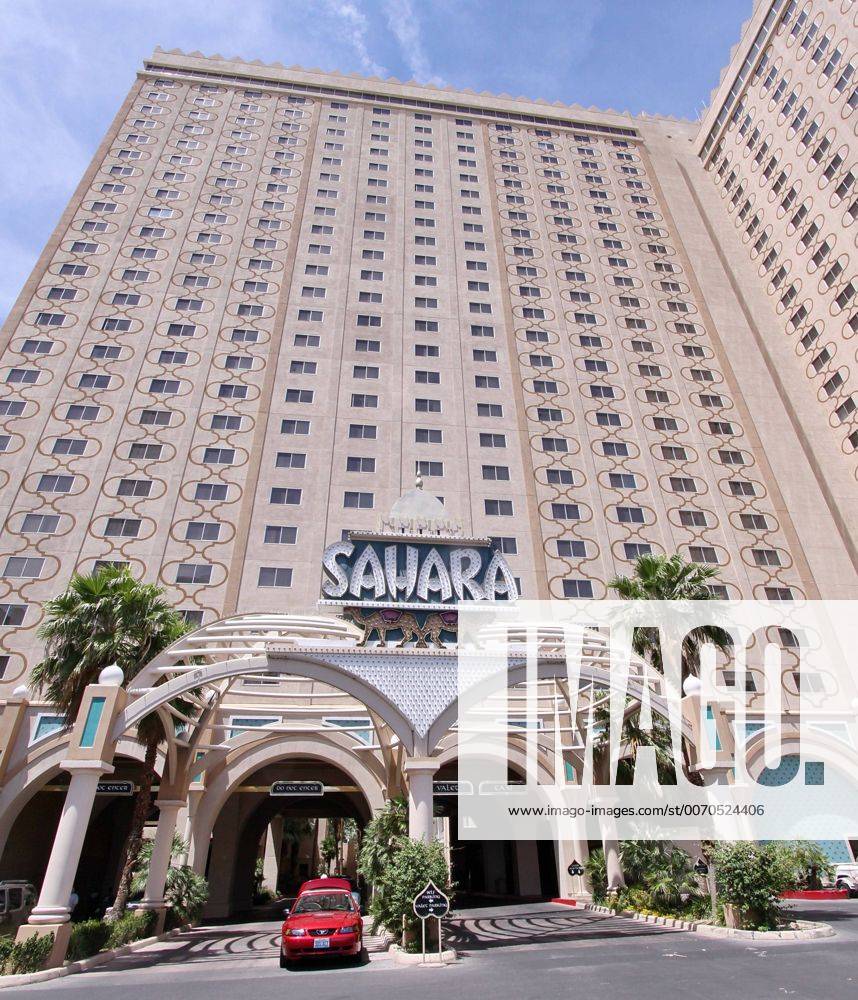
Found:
<box><xmin>693</xmin><ymin>0</ymin><xmax>785</xmax><ymax>160</ymax></box>
<box><xmin>142</xmin><ymin>47</ymin><xmax>693</xmax><ymax>135</ymax></box>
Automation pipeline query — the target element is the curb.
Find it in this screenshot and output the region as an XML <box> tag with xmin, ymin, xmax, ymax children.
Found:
<box><xmin>583</xmin><ymin>903</ymin><xmax>835</xmax><ymax>940</ymax></box>
<box><xmin>390</xmin><ymin>944</ymin><xmax>458</xmax><ymax>966</ymax></box>
<box><xmin>694</xmin><ymin>919</ymin><xmax>835</xmax><ymax>941</ymax></box>
<box><xmin>0</xmin><ymin>925</ymin><xmax>191</xmax><ymax>989</ymax></box>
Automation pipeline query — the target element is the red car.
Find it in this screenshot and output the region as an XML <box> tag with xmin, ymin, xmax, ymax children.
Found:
<box><xmin>280</xmin><ymin>879</ymin><xmax>363</xmax><ymax>967</ymax></box>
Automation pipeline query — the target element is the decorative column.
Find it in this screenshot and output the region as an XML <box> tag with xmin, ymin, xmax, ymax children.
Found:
<box><xmin>17</xmin><ymin>665</ymin><xmax>126</xmax><ymax>968</ymax></box>
<box><xmin>604</xmin><ymin>838</ymin><xmax>626</xmax><ymax>894</ymax></box>
<box><xmin>17</xmin><ymin>760</ymin><xmax>113</xmax><ymax>963</ymax></box>
<box><xmin>403</xmin><ymin>757</ymin><xmax>438</xmax><ymax>843</ymax></box>
<box><xmin>138</xmin><ymin>799</ymin><xmax>185</xmax><ymax>934</ymax></box>
<box><xmin>262</xmin><ymin>815</ymin><xmax>284</xmax><ymax>894</ymax></box>
<box><xmin>556</xmin><ymin>839</ymin><xmax>591</xmax><ymax>901</ymax></box>
<box><xmin>0</xmin><ymin>684</ymin><xmax>33</xmax><ymax>861</ymax></box>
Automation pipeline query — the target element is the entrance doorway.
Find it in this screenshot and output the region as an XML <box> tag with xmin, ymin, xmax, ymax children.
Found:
<box><xmin>434</xmin><ymin>762</ymin><xmax>558</xmax><ymax>906</ymax></box>
<box><xmin>203</xmin><ymin>758</ymin><xmax>371</xmax><ymax>918</ymax></box>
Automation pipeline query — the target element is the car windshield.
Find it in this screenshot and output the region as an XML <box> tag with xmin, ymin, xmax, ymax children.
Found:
<box><xmin>292</xmin><ymin>892</ymin><xmax>353</xmax><ymax>914</ymax></box>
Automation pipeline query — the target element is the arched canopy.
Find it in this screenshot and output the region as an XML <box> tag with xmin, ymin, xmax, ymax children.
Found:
<box><xmin>109</xmin><ymin>612</ymin><xmax>693</xmax><ymax>774</ymax></box>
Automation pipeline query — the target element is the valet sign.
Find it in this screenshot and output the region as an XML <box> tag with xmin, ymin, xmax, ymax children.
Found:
<box><xmin>321</xmin><ymin>538</ymin><xmax>518</xmax><ymax>607</ymax></box>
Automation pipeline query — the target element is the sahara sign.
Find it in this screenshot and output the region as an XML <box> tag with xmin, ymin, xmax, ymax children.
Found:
<box><xmin>321</xmin><ymin>538</ymin><xmax>519</xmax><ymax>606</ymax></box>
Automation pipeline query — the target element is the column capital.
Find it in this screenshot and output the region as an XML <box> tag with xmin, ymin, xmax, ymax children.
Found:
<box><xmin>403</xmin><ymin>756</ymin><xmax>440</xmax><ymax>775</ymax></box>
<box><xmin>155</xmin><ymin>799</ymin><xmax>186</xmax><ymax>810</ymax></box>
<box><xmin>60</xmin><ymin>759</ymin><xmax>114</xmax><ymax>775</ymax></box>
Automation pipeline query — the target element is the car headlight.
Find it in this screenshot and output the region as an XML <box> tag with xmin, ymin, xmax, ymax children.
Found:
<box><xmin>339</xmin><ymin>923</ymin><xmax>360</xmax><ymax>934</ymax></box>
<box><xmin>286</xmin><ymin>928</ymin><xmax>307</xmax><ymax>937</ymax></box>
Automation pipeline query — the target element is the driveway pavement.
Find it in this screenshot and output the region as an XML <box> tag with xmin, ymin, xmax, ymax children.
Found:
<box><xmin>6</xmin><ymin>900</ymin><xmax>858</xmax><ymax>999</ymax></box>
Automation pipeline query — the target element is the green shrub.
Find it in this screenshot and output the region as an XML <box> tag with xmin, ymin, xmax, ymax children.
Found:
<box><xmin>712</xmin><ymin>842</ymin><xmax>797</xmax><ymax>930</ymax></box>
<box><xmin>67</xmin><ymin>920</ymin><xmax>111</xmax><ymax>962</ymax></box>
<box><xmin>105</xmin><ymin>910</ymin><xmax>156</xmax><ymax>950</ymax></box>
<box><xmin>130</xmin><ymin>837</ymin><xmax>208</xmax><ymax>928</ymax></box>
<box><xmin>1</xmin><ymin>932</ymin><xmax>54</xmax><ymax>975</ymax></box>
<box><xmin>369</xmin><ymin>836</ymin><xmax>452</xmax><ymax>943</ymax></box>
<box><xmin>163</xmin><ymin>865</ymin><xmax>209</xmax><ymax>924</ymax></box>
<box><xmin>782</xmin><ymin>841</ymin><xmax>835</xmax><ymax>890</ymax></box>
<box><xmin>584</xmin><ymin>848</ymin><xmax>608</xmax><ymax>903</ymax></box>
<box><xmin>615</xmin><ymin>886</ymin><xmax>653</xmax><ymax>912</ymax></box>
<box><xmin>0</xmin><ymin>937</ymin><xmax>14</xmax><ymax>970</ymax></box>
<box><xmin>358</xmin><ymin>798</ymin><xmax>407</xmax><ymax>889</ymax></box>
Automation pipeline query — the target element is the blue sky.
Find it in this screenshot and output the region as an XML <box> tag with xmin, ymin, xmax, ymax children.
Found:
<box><xmin>0</xmin><ymin>0</ymin><xmax>753</xmax><ymax>322</ymax></box>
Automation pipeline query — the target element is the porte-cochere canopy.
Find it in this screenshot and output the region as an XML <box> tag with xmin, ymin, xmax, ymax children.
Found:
<box><xmin>114</xmin><ymin>611</ymin><xmax>686</xmax><ymax>763</ymax></box>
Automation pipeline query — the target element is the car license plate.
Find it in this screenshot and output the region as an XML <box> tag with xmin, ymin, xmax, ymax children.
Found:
<box><xmin>313</xmin><ymin>937</ymin><xmax>330</xmax><ymax>949</ymax></box>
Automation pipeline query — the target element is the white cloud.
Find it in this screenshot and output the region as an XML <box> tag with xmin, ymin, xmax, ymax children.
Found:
<box><xmin>383</xmin><ymin>0</ymin><xmax>445</xmax><ymax>85</ymax></box>
<box><xmin>324</xmin><ymin>1</ymin><xmax>388</xmax><ymax>77</ymax></box>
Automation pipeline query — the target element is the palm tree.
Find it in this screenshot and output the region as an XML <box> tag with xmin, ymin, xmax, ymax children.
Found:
<box><xmin>609</xmin><ymin>553</ymin><xmax>732</xmax><ymax>780</ymax></box>
<box><xmin>31</xmin><ymin>565</ymin><xmax>188</xmax><ymax>920</ymax></box>
<box><xmin>609</xmin><ymin>553</ymin><xmax>732</xmax><ymax>678</ymax></box>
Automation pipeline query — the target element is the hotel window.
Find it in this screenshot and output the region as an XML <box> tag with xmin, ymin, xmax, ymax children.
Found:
<box><xmin>4</xmin><ymin>557</ymin><xmax>44</xmax><ymax>579</ymax></box>
<box><xmin>344</xmin><ymin>491</ymin><xmax>373</xmax><ymax>509</ymax></box>
<box><xmin>624</xmin><ymin>543</ymin><xmax>652</xmax><ymax>559</ymax></box>
<box><xmin>65</xmin><ymin>404</ymin><xmax>98</xmax><ymax>420</ymax></box>
<box><xmin>185</xmin><ymin>521</ymin><xmax>220</xmax><ymax>541</ymax></box>
<box><xmin>7</xmin><ymin>369</ymin><xmax>38</xmax><ymax>385</ymax></box>
<box><xmin>270</xmin><ymin>488</ymin><xmax>302</xmax><ymax>505</ymax></box>
<box><xmin>669</xmin><ymin>477</ymin><xmax>697</xmax><ymax>493</ymax></box>
<box><xmin>552</xmin><ymin>503</ymin><xmax>580</xmax><ymax>520</ymax></box>
<box><xmin>557</xmin><ymin>539</ymin><xmax>586</xmax><ymax>558</ymax></box>
<box><xmin>616</xmin><ymin>506</ymin><xmax>644</xmax><ymax>524</ymax></box>
<box><xmin>195</xmin><ymin>483</ymin><xmax>229</xmax><ymax>502</ymax></box>
<box><xmin>752</xmin><ymin>548</ymin><xmax>781</xmax><ymax>567</ymax></box>
<box><xmin>485</xmin><ymin>499</ymin><xmax>513</xmax><ymax>516</ymax></box>
<box><xmin>416</xmin><ymin>461</ymin><xmax>443</xmax><ymax>478</ymax></box>
<box><xmin>689</xmin><ymin>546</ymin><xmax>718</xmax><ymax>565</ymax></box>
<box><xmin>765</xmin><ymin>587</ymin><xmax>793</xmax><ymax>601</ymax></box>
<box><xmin>0</xmin><ymin>604</ymin><xmax>27</xmax><ymax>626</ymax></box>
<box><xmin>176</xmin><ymin>563</ymin><xmax>212</xmax><ymax>584</ymax></box>
<box><xmin>416</xmin><ymin>428</ymin><xmax>442</xmax><ymax>443</ymax></box>
<box><xmin>609</xmin><ymin>472</ymin><xmax>636</xmax><ymax>488</ymax></box>
<box><xmin>52</xmin><ymin>437</ymin><xmax>86</xmax><ymax>456</ymax></box>
<box><xmin>38</xmin><ymin>474</ymin><xmax>75</xmax><ymax>494</ymax></box>
<box><xmin>264</xmin><ymin>526</ymin><xmax>298</xmax><ymax>544</ymax></box>
<box><xmin>346</xmin><ymin>457</ymin><xmax>375</xmax><ymax>473</ymax></box>
<box><xmin>679</xmin><ymin>510</ymin><xmax>707</xmax><ymax>527</ymax></box>
<box><xmin>258</xmin><ymin>567</ymin><xmax>293</xmax><ymax>588</ymax></box>
<box><xmin>477</xmin><ymin>403</ymin><xmax>503</xmax><ymax>417</ymax></box>
<box><xmin>128</xmin><ymin>442</ymin><xmax>162</xmax><ymax>461</ymax></box>
<box><xmin>21</xmin><ymin>514</ymin><xmax>60</xmax><ymax>534</ymax></box>
<box><xmin>563</xmin><ymin>579</ymin><xmax>593</xmax><ymax>598</ymax></box>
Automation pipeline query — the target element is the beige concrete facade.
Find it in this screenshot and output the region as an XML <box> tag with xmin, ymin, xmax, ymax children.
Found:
<box><xmin>0</xmin><ymin>6</ymin><xmax>857</xmax><ymax>926</ymax></box>
<box><xmin>0</xmin><ymin>6</ymin><xmax>855</xmax><ymax>696</ymax></box>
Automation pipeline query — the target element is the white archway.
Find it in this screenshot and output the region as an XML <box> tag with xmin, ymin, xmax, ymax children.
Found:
<box><xmin>188</xmin><ymin>731</ymin><xmax>387</xmax><ymax>872</ymax></box>
<box><xmin>0</xmin><ymin>736</ymin><xmax>156</xmax><ymax>864</ymax></box>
